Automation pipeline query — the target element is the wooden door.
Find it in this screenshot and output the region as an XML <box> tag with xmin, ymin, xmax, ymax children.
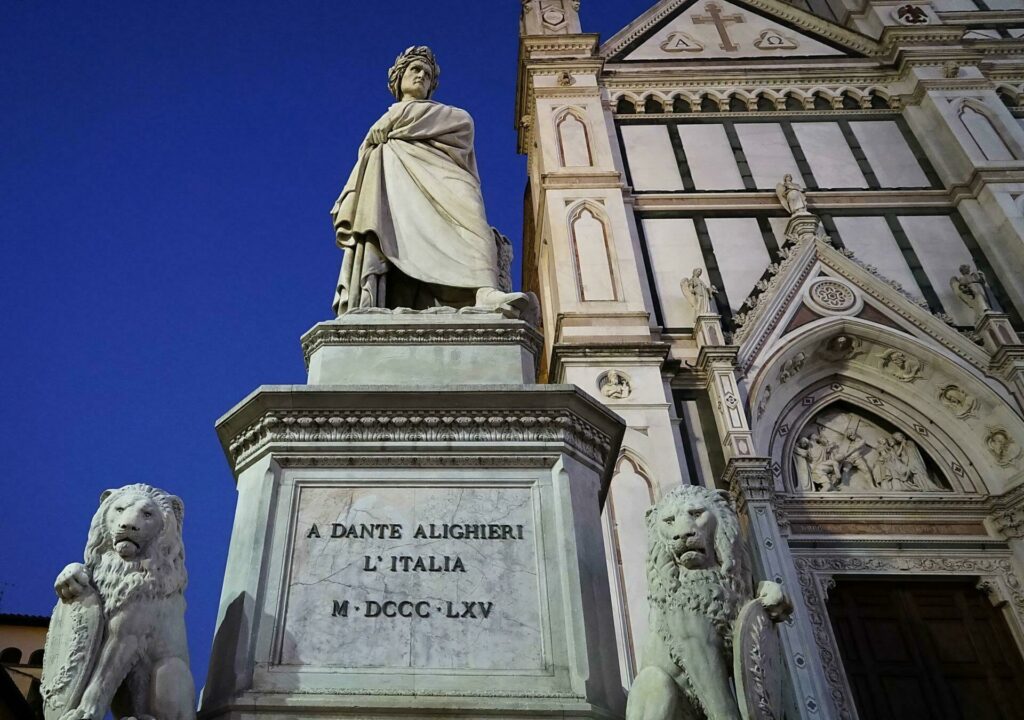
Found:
<box><xmin>827</xmin><ymin>578</ymin><xmax>1024</xmax><ymax>720</ymax></box>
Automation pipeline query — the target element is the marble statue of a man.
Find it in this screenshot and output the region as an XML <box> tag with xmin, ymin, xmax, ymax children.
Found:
<box><xmin>330</xmin><ymin>46</ymin><xmax>528</xmax><ymax>314</ymax></box>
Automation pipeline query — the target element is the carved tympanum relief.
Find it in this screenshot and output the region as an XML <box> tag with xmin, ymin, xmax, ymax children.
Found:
<box><xmin>986</xmin><ymin>427</ymin><xmax>1023</xmax><ymax>467</ymax></box>
<box><xmin>879</xmin><ymin>348</ymin><xmax>924</xmax><ymax>382</ymax></box>
<box><xmin>938</xmin><ymin>384</ymin><xmax>978</xmax><ymax>419</ymax></box>
<box><xmin>599</xmin><ymin>370</ymin><xmax>632</xmax><ymax>400</ymax></box>
<box><xmin>792</xmin><ymin>406</ymin><xmax>949</xmax><ymax>493</ymax></box>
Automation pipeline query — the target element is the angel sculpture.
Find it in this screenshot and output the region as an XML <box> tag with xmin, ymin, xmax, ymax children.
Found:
<box><xmin>680</xmin><ymin>267</ymin><xmax>718</xmax><ymax>315</ymax></box>
<box><xmin>775</xmin><ymin>173</ymin><xmax>810</xmax><ymax>216</ymax></box>
<box><xmin>949</xmin><ymin>264</ymin><xmax>993</xmax><ymax>321</ymax></box>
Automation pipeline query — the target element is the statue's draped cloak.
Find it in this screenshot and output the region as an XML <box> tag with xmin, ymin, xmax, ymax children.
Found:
<box><xmin>331</xmin><ymin>100</ymin><xmax>498</xmax><ymax>313</ymax></box>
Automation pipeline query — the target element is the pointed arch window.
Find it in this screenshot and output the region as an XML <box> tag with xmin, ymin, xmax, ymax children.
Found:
<box><xmin>555</xmin><ymin>108</ymin><xmax>594</xmax><ymax>168</ymax></box>
<box><xmin>568</xmin><ymin>201</ymin><xmax>617</xmax><ymax>301</ymax></box>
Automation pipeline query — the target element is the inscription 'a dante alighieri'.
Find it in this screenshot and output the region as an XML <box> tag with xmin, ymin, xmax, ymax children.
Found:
<box><xmin>304</xmin><ymin>522</ymin><xmax>525</xmax><ymax>540</ymax></box>
<box><xmin>284</xmin><ymin>486</ymin><xmax>543</xmax><ymax>671</ymax></box>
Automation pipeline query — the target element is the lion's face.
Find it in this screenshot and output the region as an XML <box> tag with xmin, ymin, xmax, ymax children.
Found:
<box><xmin>105</xmin><ymin>491</ymin><xmax>164</xmax><ymax>560</ymax></box>
<box><xmin>652</xmin><ymin>494</ymin><xmax>718</xmax><ymax>570</ymax></box>
<box><xmin>84</xmin><ymin>484</ymin><xmax>187</xmax><ymax>613</ymax></box>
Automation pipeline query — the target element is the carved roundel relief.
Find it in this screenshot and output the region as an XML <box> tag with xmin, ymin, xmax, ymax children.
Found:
<box><xmin>597</xmin><ymin>369</ymin><xmax>632</xmax><ymax>400</ymax></box>
<box><xmin>803</xmin><ymin>277</ymin><xmax>862</xmax><ymax>317</ymax></box>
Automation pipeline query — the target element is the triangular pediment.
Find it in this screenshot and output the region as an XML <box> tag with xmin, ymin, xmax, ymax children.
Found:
<box><xmin>602</xmin><ymin>0</ymin><xmax>877</xmax><ymax>62</ymax></box>
<box><xmin>733</xmin><ymin>233</ymin><xmax>991</xmax><ymax>376</ymax></box>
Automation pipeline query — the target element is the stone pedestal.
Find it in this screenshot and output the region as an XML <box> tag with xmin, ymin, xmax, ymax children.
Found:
<box><xmin>200</xmin><ymin>315</ymin><xmax>626</xmax><ymax>720</ymax></box>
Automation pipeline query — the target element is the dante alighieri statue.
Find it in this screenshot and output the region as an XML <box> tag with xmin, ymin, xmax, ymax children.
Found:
<box><xmin>330</xmin><ymin>46</ymin><xmax>528</xmax><ymax>315</ymax></box>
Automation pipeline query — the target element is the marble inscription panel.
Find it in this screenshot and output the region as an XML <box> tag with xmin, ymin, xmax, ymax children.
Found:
<box><xmin>280</xmin><ymin>485</ymin><xmax>543</xmax><ymax>670</ymax></box>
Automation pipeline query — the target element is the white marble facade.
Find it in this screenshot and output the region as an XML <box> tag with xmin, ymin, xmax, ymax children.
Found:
<box><xmin>517</xmin><ymin>0</ymin><xmax>1024</xmax><ymax>717</ymax></box>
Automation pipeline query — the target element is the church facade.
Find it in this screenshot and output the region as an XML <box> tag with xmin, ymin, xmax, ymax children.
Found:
<box><xmin>517</xmin><ymin>0</ymin><xmax>1024</xmax><ymax>717</ymax></box>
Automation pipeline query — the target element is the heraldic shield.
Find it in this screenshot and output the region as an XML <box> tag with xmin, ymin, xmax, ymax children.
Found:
<box><xmin>733</xmin><ymin>598</ymin><xmax>787</xmax><ymax>720</ymax></box>
<box><xmin>40</xmin><ymin>588</ymin><xmax>104</xmax><ymax>720</ymax></box>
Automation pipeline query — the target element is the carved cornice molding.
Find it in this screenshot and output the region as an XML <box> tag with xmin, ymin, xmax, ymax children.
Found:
<box><xmin>632</xmin><ymin>189</ymin><xmax>950</xmax><ymax>213</ymax></box>
<box><xmin>877</xmin><ymin>26</ymin><xmax>967</xmax><ymax>57</ymax></box>
<box><xmin>216</xmin><ymin>386</ymin><xmax>625</xmax><ymax>481</ymax></box>
<box><xmin>696</xmin><ymin>345</ymin><xmax>739</xmax><ymax>373</ymax></box>
<box><xmin>540</xmin><ymin>170</ymin><xmax>625</xmax><ymax>190</ymax></box>
<box><xmin>274</xmin><ymin>454</ymin><xmax>556</xmax><ymax>469</ymax></box>
<box><xmin>549</xmin><ymin>341</ymin><xmax>672</xmax><ymax>382</ymax></box>
<box><xmin>225</xmin><ymin>408</ymin><xmax>612</xmax><ymax>473</ymax></box>
<box><xmin>300</xmin><ymin>321</ymin><xmax>543</xmax><ymax>370</ymax></box>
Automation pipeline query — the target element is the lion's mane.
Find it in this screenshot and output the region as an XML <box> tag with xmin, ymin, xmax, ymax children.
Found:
<box><xmin>645</xmin><ymin>486</ymin><xmax>750</xmax><ymax>649</ymax></box>
<box><xmin>83</xmin><ymin>483</ymin><xmax>187</xmax><ymax>616</ymax></box>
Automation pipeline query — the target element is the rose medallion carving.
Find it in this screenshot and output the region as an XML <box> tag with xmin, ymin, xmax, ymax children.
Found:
<box><xmin>804</xmin><ymin>277</ymin><xmax>860</xmax><ymax>316</ymax></box>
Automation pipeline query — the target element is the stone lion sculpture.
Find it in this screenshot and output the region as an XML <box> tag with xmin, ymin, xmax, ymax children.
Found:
<box><xmin>625</xmin><ymin>486</ymin><xmax>792</xmax><ymax>720</ymax></box>
<box><xmin>40</xmin><ymin>484</ymin><xmax>195</xmax><ymax>720</ymax></box>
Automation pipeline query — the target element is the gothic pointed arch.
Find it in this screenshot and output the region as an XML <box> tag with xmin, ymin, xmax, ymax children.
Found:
<box><xmin>565</xmin><ymin>200</ymin><xmax>620</xmax><ymax>301</ymax></box>
<box><xmin>553</xmin><ymin>106</ymin><xmax>594</xmax><ymax>168</ymax></box>
<box><xmin>748</xmin><ymin>317</ymin><xmax>1024</xmax><ymax>495</ymax></box>
<box><xmin>953</xmin><ymin>97</ymin><xmax>1024</xmax><ymax>161</ymax></box>
<box><xmin>603</xmin><ymin>449</ymin><xmax>657</xmax><ymax>682</ymax></box>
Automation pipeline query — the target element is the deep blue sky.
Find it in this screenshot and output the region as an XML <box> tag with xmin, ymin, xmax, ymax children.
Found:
<box><xmin>1</xmin><ymin>0</ymin><xmax>641</xmax><ymax>689</ymax></box>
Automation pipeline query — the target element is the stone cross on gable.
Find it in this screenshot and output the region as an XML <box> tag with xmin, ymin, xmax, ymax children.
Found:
<box><xmin>692</xmin><ymin>2</ymin><xmax>745</xmax><ymax>52</ymax></box>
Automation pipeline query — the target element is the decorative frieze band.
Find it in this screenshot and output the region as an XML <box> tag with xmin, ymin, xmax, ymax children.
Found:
<box><xmin>224</xmin><ymin>407</ymin><xmax>615</xmax><ymax>471</ymax></box>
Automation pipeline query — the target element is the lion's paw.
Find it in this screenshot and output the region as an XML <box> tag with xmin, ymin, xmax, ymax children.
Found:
<box><xmin>756</xmin><ymin>580</ymin><xmax>793</xmax><ymax>622</ymax></box>
<box><xmin>54</xmin><ymin>563</ymin><xmax>92</xmax><ymax>603</ymax></box>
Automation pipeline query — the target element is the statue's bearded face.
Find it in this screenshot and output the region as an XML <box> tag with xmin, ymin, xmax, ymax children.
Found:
<box><xmin>655</xmin><ymin>499</ymin><xmax>717</xmax><ymax>570</ymax></box>
<box><xmin>401</xmin><ymin>60</ymin><xmax>434</xmax><ymax>101</ymax></box>
<box><xmin>106</xmin><ymin>493</ymin><xmax>164</xmax><ymax>559</ymax></box>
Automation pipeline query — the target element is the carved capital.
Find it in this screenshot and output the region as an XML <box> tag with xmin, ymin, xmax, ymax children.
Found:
<box><xmin>990</xmin><ymin>506</ymin><xmax>1024</xmax><ymax>540</ymax></box>
<box><xmin>724</xmin><ymin>457</ymin><xmax>775</xmax><ymax>513</ymax></box>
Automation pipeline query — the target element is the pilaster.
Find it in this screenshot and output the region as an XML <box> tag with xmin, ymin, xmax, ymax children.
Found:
<box><xmin>728</xmin><ymin>458</ymin><xmax>840</xmax><ymax>720</ymax></box>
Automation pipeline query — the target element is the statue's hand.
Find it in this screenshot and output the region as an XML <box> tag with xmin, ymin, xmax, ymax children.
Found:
<box><xmin>756</xmin><ymin>580</ymin><xmax>793</xmax><ymax>623</ymax></box>
<box><xmin>54</xmin><ymin>563</ymin><xmax>91</xmax><ymax>603</ymax></box>
<box><xmin>367</xmin><ymin>119</ymin><xmax>393</xmax><ymax>146</ymax></box>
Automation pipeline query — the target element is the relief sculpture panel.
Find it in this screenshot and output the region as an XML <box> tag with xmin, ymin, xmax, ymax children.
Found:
<box><xmin>792</xmin><ymin>406</ymin><xmax>949</xmax><ymax>493</ymax></box>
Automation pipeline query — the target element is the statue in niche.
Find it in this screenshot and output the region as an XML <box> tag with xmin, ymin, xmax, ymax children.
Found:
<box><xmin>600</xmin><ymin>370</ymin><xmax>632</xmax><ymax>399</ymax></box>
<box><xmin>680</xmin><ymin>267</ymin><xmax>718</xmax><ymax>315</ymax></box>
<box><xmin>938</xmin><ymin>384</ymin><xmax>978</xmax><ymax>419</ymax></box>
<box><xmin>880</xmin><ymin>348</ymin><xmax>923</xmax><ymax>382</ymax></box>
<box><xmin>330</xmin><ymin>46</ymin><xmax>530</xmax><ymax>315</ymax></box>
<box><xmin>625</xmin><ymin>486</ymin><xmax>792</xmax><ymax>720</ymax></box>
<box><xmin>775</xmin><ymin>173</ymin><xmax>810</xmax><ymax>216</ymax></box>
<box><xmin>792</xmin><ymin>408</ymin><xmax>947</xmax><ymax>493</ymax></box>
<box><xmin>950</xmin><ymin>264</ymin><xmax>994</xmax><ymax>321</ymax></box>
